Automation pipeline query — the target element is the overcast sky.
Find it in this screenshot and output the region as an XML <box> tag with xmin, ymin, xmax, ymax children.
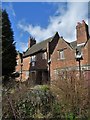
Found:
<box><xmin>2</xmin><ymin>2</ymin><xmax>89</xmax><ymax>52</ymax></box>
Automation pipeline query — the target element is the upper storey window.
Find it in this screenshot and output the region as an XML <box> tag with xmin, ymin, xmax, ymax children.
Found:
<box><xmin>42</xmin><ymin>52</ymin><xmax>47</xmax><ymax>59</ymax></box>
<box><xmin>30</xmin><ymin>55</ymin><xmax>36</xmax><ymax>67</ymax></box>
<box><xmin>31</xmin><ymin>55</ymin><xmax>36</xmax><ymax>62</ymax></box>
<box><xmin>59</xmin><ymin>50</ymin><xmax>65</xmax><ymax>60</ymax></box>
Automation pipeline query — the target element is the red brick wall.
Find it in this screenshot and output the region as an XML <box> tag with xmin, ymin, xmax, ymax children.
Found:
<box><xmin>50</xmin><ymin>21</ymin><xmax>90</xmax><ymax>82</ymax></box>
<box><xmin>36</xmin><ymin>52</ymin><xmax>47</xmax><ymax>69</ymax></box>
<box><xmin>15</xmin><ymin>53</ymin><xmax>22</xmax><ymax>81</ymax></box>
<box><xmin>86</xmin><ymin>39</ymin><xmax>90</xmax><ymax>65</ymax></box>
<box><xmin>76</xmin><ymin>20</ymin><xmax>89</xmax><ymax>44</ymax></box>
<box><xmin>15</xmin><ymin>54</ymin><xmax>21</xmax><ymax>72</ymax></box>
<box><xmin>15</xmin><ymin>21</ymin><xmax>90</xmax><ymax>84</ymax></box>
<box><xmin>30</xmin><ymin>52</ymin><xmax>47</xmax><ymax>70</ymax></box>
<box><xmin>50</xmin><ymin>39</ymin><xmax>90</xmax><ymax>81</ymax></box>
<box><xmin>23</xmin><ymin>57</ymin><xmax>30</xmax><ymax>71</ymax></box>
<box><xmin>22</xmin><ymin>56</ymin><xmax>30</xmax><ymax>81</ymax></box>
<box><xmin>50</xmin><ymin>38</ymin><xmax>76</xmax><ymax>80</ymax></box>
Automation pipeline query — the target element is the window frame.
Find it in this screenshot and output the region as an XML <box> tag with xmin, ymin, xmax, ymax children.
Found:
<box><xmin>31</xmin><ymin>55</ymin><xmax>36</xmax><ymax>62</ymax></box>
<box><xmin>59</xmin><ymin>50</ymin><xmax>65</xmax><ymax>60</ymax></box>
<box><xmin>31</xmin><ymin>61</ymin><xmax>35</xmax><ymax>66</ymax></box>
<box><xmin>42</xmin><ymin>52</ymin><xmax>47</xmax><ymax>60</ymax></box>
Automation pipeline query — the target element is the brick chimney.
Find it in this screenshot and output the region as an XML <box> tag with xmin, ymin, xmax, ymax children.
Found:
<box><xmin>28</xmin><ymin>37</ymin><xmax>36</xmax><ymax>48</ymax></box>
<box><xmin>76</xmin><ymin>20</ymin><xmax>89</xmax><ymax>44</ymax></box>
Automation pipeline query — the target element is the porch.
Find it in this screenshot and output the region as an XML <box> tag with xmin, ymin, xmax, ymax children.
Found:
<box><xmin>30</xmin><ymin>70</ymin><xmax>49</xmax><ymax>85</ymax></box>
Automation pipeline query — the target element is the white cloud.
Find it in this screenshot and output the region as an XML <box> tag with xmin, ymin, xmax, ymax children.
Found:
<box><xmin>16</xmin><ymin>42</ymin><xmax>28</xmax><ymax>52</ymax></box>
<box><xmin>18</xmin><ymin>2</ymin><xmax>88</xmax><ymax>45</ymax></box>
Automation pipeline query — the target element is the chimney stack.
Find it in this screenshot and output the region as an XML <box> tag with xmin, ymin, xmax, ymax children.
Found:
<box><xmin>28</xmin><ymin>37</ymin><xmax>36</xmax><ymax>48</ymax></box>
<box><xmin>76</xmin><ymin>20</ymin><xmax>89</xmax><ymax>44</ymax></box>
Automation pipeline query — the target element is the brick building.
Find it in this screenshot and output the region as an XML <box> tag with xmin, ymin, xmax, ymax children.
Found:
<box><xmin>50</xmin><ymin>20</ymin><xmax>90</xmax><ymax>82</ymax></box>
<box><xmin>15</xmin><ymin>20</ymin><xmax>90</xmax><ymax>84</ymax></box>
<box><xmin>15</xmin><ymin>51</ymin><xmax>23</xmax><ymax>81</ymax></box>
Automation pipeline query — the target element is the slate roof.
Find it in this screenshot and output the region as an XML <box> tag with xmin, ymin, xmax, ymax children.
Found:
<box><xmin>23</xmin><ymin>33</ymin><xmax>90</xmax><ymax>58</ymax></box>
<box><xmin>70</xmin><ymin>41</ymin><xmax>77</xmax><ymax>49</ymax></box>
<box><xmin>62</xmin><ymin>39</ymin><xmax>77</xmax><ymax>49</ymax></box>
<box><xmin>69</xmin><ymin>36</ymin><xmax>90</xmax><ymax>49</ymax></box>
<box><xmin>23</xmin><ymin>37</ymin><xmax>53</xmax><ymax>58</ymax></box>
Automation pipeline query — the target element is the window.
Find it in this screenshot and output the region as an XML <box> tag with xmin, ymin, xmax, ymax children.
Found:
<box><xmin>59</xmin><ymin>50</ymin><xmax>65</xmax><ymax>60</ymax></box>
<box><xmin>42</xmin><ymin>52</ymin><xmax>47</xmax><ymax>59</ymax></box>
<box><xmin>32</xmin><ymin>61</ymin><xmax>35</xmax><ymax>66</ymax></box>
<box><xmin>30</xmin><ymin>55</ymin><xmax>36</xmax><ymax>66</ymax></box>
<box><xmin>31</xmin><ymin>55</ymin><xmax>36</xmax><ymax>62</ymax></box>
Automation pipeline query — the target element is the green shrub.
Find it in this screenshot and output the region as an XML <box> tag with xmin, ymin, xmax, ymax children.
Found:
<box><xmin>3</xmin><ymin>84</ymin><xmax>62</xmax><ymax>119</ymax></box>
<box><xmin>33</xmin><ymin>85</ymin><xmax>49</xmax><ymax>92</ymax></box>
<box><xmin>65</xmin><ymin>113</ymin><xmax>76</xmax><ymax>120</ymax></box>
<box><xmin>16</xmin><ymin>85</ymin><xmax>61</xmax><ymax>119</ymax></box>
<box><xmin>52</xmin><ymin>102</ymin><xmax>61</xmax><ymax>118</ymax></box>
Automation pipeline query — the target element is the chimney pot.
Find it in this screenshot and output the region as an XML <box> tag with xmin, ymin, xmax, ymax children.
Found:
<box><xmin>77</xmin><ymin>22</ymin><xmax>81</xmax><ymax>25</ymax></box>
<box><xmin>82</xmin><ymin>20</ymin><xmax>85</xmax><ymax>23</ymax></box>
<box><xmin>28</xmin><ymin>37</ymin><xmax>36</xmax><ymax>48</ymax></box>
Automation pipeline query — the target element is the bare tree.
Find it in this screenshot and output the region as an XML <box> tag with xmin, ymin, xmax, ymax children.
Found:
<box><xmin>50</xmin><ymin>69</ymin><xmax>89</xmax><ymax>118</ymax></box>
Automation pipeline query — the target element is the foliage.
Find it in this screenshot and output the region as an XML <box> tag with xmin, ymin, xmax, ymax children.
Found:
<box><xmin>16</xmin><ymin>85</ymin><xmax>58</xmax><ymax>118</ymax></box>
<box><xmin>65</xmin><ymin>113</ymin><xmax>76</xmax><ymax>120</ymax></box>
<box><xmin>52</xmin><ymin>102</ymin><xmax>61</xmax><ymax>118</ymax></box>
<box><xmin>0</xmin><ymin>9</ymin><xmax>1</xmax><ymax>118</ymax></box>
<box><xmin>51</xmin><ymin>69</ymin><xmax>89</xmax><ymax>119</ymax></box>
<box><xmin>33</xmin><ymin>85</ymin><xmax>50</xmax><ymax>92</ymax></box>
<box><xmin>3</xmin><ymin>69</ymin><xmax>89</xmax><ymax>119</ymax></box>
<box><xmin>2</xmin><ymin>9</ymin><xmax>17</xmax><ymax>83</ymax></box>
<box><xmin>2</xmin><ymin>84</ymin><xmax>62</xmax><ymax>119</ymax></box>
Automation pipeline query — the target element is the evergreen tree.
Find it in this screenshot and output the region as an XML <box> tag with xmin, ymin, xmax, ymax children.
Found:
<box><xmin>0</xmin><ymin>9</ymin><xmax>2</xmax><ymax>78</ymax></box>
<box><xmin>2</xmin><ymin>9</ymin><xmax>17</xmax><ymax>82</ymax></box>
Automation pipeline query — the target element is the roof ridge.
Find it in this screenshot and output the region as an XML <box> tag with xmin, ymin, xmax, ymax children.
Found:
<box><xmin>28</xmin><ymin>36</ymin><xmax>53</xmax><ymax>50</ymax></box>
<box><xmin>70</xmin><ymin>40</ymin><xmax>77</xmax><ymax>43</ymax></box>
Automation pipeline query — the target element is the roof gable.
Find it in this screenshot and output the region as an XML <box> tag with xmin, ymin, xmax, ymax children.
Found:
<box><xmin>58</xmin><ymin>38</ymin><xmax>76</xmax><ymax>50</ymax></box>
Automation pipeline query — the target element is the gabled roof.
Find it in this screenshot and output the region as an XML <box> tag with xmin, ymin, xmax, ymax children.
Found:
<box><xmin>23</xmin><ymin>33</ymin><xmax>90</xmax><ymax>58</ymax></box>
<box><xmin>70</xmin><ymin>41</ymin><xmax>77</xmax><ymax>49</ymax></box>
<box><xmin>23</xmin><ymin>32</ymin><xmax>60</xmax><ymax>58</ymax></box>
<box><xmin>69</xmin><ymin>36</ymin><xmax>90</xmax><ymax>49</ymax></box>
<box><xmin>60</xmin><ymin>38</ymin><xmax>77</xmax><ymax>50</ymax></box>
<box><xmin>23</xmin><ymin>37</ymin><xmax>53</xmax><ymax>58</ymax></box>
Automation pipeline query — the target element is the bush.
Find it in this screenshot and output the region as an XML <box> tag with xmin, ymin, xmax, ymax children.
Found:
<box><xmin>2</xmin><ymin>84</ymin><xmax>62</xmax><ymax>119</ymax></box>
<box><xmin>51</xmin><ymin>70</ymin><xmax>89</xmax><ymax>119</ymax></box>
<box><xmin>65</xmin><ymin>113</ymin><xmax>76</xmax><ymax>120</ymax></box>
